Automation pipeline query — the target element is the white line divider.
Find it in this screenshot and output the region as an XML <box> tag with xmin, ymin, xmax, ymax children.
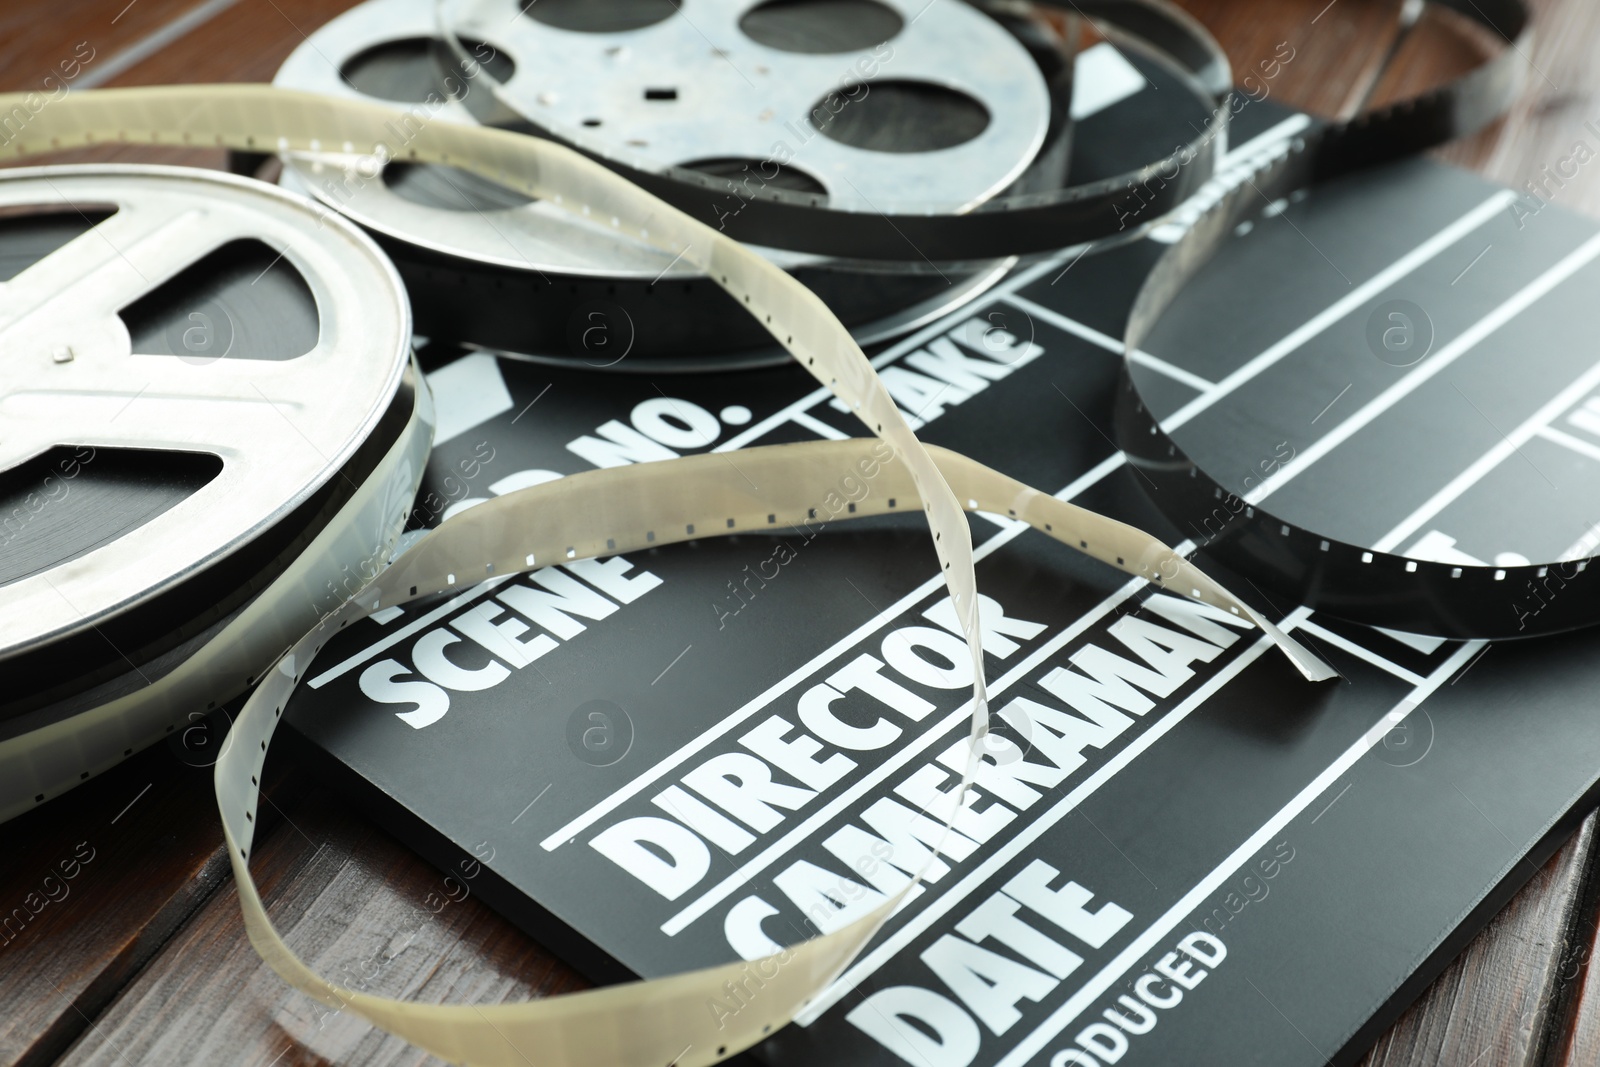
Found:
<box><xmin>1163</xmin><ymin>191</ymin><xmax>1517</xmax><ymax>435</ymax></box>
<box><xmin>795</xmin><ymin>605</ymin><xmax>1313</xmax><ymax>1025</ymax></box>
<box><xmin>990</xmin><ymin>638</ymin><xmax>1483</xmax><ymax>1067</ymax></box>
<box><xmin>1246</xmin><ymin>228</ymin><xmax>1600</xmax><ymax>507</ymax></box>
<box><xmin>1002</xmin><ymin>292</ymin><xmax>1218</xmax><ymax>391</ymax></box>
<box><xmin>1372</xmin><ymin>347</ymin><xmax>1600</xmax><ymax>553</ymax></box>
<box><xmin>1538</xmin><ymin>424</ymin><xmax>1600</xmax><ymax>466</ymax></box>
<box><xmin>1292</xmin><ymin>620</ymin><xmax>1425</xmax><ymax>686</ymax></box>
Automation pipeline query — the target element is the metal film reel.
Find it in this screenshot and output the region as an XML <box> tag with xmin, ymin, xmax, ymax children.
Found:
<box><xmin>439</xmin><ymin>0</ymin><xmax>1237</xmax><ymax>261</ymax></box>
<box><xmin>461</xmin><ymin>0</ymin><xmax>1053</xmax><ymax>213</ymax></box>
<box><xmin>0</xmin><ymin>165</ymin><xmax>431</xmax><ymax>819</ymax></box>
<box><xmin>272</xmin><ymin>0</ymin><xmax>1015</xmax><ymax>368</ymax></box>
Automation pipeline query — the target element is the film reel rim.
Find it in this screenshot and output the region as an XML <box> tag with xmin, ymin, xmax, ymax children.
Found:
<box><xmin>0</xmin><ymin>366</ymin><xmax>424</xmax><ymax>736</ymax></box>
<box><xmin>0</xmin><ymin>162</ymin><xmax>413</xmax><ymax>657</ymax></box>
<box><xmin>0</xmin><ymin>355</ymin><xmax>431</xmax><ymax>819</ymax></box>
<box><xmin>460</xmin><ymin>256</ymin><xmax>1016</xmax><ymax>373</ymax></box>
<box><xmin>435</xmin><ymin>0</ymin><xmax>1238</xmax><ymax>261</ymax></box>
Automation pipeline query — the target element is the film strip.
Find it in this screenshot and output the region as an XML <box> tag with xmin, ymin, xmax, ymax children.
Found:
<box><xmin>0</xmin><ymin>83</ymin><xmax>1327</xmax><ymax>1067</ymax></box>
<box><xmin>1113</xmin><ymin>0</ymin><xmax>1577</xmax><ymax>639</ymax></box>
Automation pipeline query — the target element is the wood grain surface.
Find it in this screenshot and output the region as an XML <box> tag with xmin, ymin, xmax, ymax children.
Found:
<box><xmin>1362</xmin><ymin>814</ymin><xmax>1600</xmax><ymax>1067</ymax></box>
<box><xmin>3</xmin><ymin>1</ymin><xmax>1600</xmax><ymax>1065</ymax></box>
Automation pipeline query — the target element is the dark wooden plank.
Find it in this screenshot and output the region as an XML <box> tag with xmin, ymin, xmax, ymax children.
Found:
<box><xmin>0</xmin><ymin>0</ymin><xmax>210</xmax><ymax>93</ymax></box>
<box><xmin>0</xmin><ymin>0</ymin><xmax>364</xmax><ymax>172</ymax></box>
<box><xmin>1177</xmin><ymin>0</ymin><xmax>1600</xmax><ymax>224</ymax></box>
<box><xmin>0</xmin><ymin>739</ymin><xmax>250</xmax><ymax>1067</ymax></box>
<box><xmin>1551</xmin><ymin>834</ymin><xmax>1600</xmax><ymax>1064</ymax></box>
<box><xmin>55</xmin><ymin>782</ymin><xmax>586</xmax><ymax>1067</ymax></box>
<box><xmin>1175</xmin><ymin>0</ymin><xmax>1408</xmax><ymax>120</ymax></box>
<box><xmin>1429</xmin><ymin>0</ymin><xmax>1600</xmax><ymax>221</ymax></box>
<box><xmin>1359</xmin><ymin>813</ymin><xmax>1597</xmax><ymax>1067</ymax></box>
<box><xmin>111</xmin><ymin>0</ymin><xmax>358</xmax><ymax>85</ymax></box>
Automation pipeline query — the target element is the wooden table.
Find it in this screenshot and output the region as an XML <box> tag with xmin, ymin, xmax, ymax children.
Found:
<box><xmin>3</xmin><ymin>1</ymin><xmax>1600</xmax><ymax>1064</ymax></box>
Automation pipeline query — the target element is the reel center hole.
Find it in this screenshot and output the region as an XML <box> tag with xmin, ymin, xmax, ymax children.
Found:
<box><xmin>339</xmin><ymin>36</ymin><xmax>514</xmax><ymax>104</ymax></box>
<box><xmin>515</xmin><ymin>0</ymin><xmax>679</xmax><ymax>33</ymax></box>
<box><xmin>0</xmin><ymin>205</ymin><xmax>116</xmax><ymax>281</ymax></box>
<box><xmin>738</xmin><ymin>0</ymin><xmax>904</xmax><ymax>54</ymax></box>
<box><xmin>811</xmin><ymin>79</ymin><xmax>989</xmax><ymax>153</ymax></box>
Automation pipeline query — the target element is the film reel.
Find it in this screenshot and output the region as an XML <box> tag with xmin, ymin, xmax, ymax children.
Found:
<box><xmin>437</xmin><ymin>0</ymin><xmax>1237</xmax><ymax>261</ymax></box>
<box><xmin>272</xmin><ymin>0</ymin><xmax>1012</xmax><ymax>367</ymax></box>
<box><xmin>465</xmin><ymin>0</ymin><xmax>1052</xmax><ymax>212</ymax></box>
<box><xmin>0</xmin><ymin>165</ymin><xmax>431</xmax><ymax>821</ymax></box>
<box><xmin>1114</xmin><ymin>0</ymin><xmax>1552</xmax><ymax>639</ymax></box>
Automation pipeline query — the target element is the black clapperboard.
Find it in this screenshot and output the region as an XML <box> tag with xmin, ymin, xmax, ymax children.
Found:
<box><xmin>283</xmin><ymin>58</ymin><xmax>1600</xmax><ymax>1067</ymax></box>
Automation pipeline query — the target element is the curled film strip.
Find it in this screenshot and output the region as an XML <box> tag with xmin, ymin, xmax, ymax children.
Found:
<box><xmin>1113</xmin><ymin>0</ymin><xmax>1565</xmax><ymax>639</ymax></box>
<box><xmin>0</xmin><ymin>83</ymin><xmax>1328</xmax><ymax>1067</ymax></box>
